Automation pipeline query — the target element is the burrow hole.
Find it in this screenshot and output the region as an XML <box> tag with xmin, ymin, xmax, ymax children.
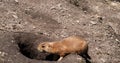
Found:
<box><xmin>14</xmin><ymin>33</ymin><xmax>60</xmax><ymax>61</ymax></box>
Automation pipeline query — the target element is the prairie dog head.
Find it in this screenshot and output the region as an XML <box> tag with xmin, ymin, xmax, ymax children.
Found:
<box><xmin>37</xmin><ymin>42</ymin><xmax>53</xmax><ymax>53</ymax></box>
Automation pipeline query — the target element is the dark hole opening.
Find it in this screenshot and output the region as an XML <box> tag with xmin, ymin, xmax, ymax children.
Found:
<box><xmin>45</xmin><ymin>54</ymin><xmax>60</xmax><ymax>61</ymax></box>
<box><xmin>17</xmin><ymin>42</ymin><xmax>60</xmax><ymax>61</ymax></box>
<box><xmin>14</xmin><ymin>32</ymin><xmax>60</xmax><ymax>61</ymax></box>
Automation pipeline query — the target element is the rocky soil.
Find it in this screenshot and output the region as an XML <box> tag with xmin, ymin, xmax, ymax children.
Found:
<box><xmin>0</xmin><ymin>0</ymin><xmax>120</xmax><ymax>63</ymax></box>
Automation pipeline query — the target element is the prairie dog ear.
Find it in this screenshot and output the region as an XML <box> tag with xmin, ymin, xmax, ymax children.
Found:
<box><xmin>48</xmin><ymin>43</ymin><xmax>53</xmax><ymax>48</ymax></box>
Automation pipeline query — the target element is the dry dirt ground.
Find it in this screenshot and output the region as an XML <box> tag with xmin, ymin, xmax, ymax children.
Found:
<box><xmin>0</xmin><ymin>0</ymin><xmax>120</xmax><ymax>63</ymax></box>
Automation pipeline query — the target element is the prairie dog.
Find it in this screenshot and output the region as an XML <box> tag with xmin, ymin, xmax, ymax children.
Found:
<box><xmin>37</xmin><ymin>36</ymin><xmax>91</xmax><ymax>61</ymax></box>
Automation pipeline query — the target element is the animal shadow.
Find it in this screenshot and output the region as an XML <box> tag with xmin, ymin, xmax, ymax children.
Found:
<box><xmin>79</xmin><ymin>52</ymin><xmax>91</xmax><ymax>63</ymax></box>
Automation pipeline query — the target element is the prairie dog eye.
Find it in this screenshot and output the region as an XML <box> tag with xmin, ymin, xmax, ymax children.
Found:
<box><xmin>42</xmin><ymin>45</ymin><xmax>45</xmax><ymax>48</ymax></box>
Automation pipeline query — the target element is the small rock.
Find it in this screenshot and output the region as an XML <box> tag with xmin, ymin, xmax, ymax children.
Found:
<box><xmin>90</xmin><ymin>21</ymin><xmax>97</xmax><ymax>25</ymax></box>
<box><xmin>100</xmin><ymin>58</ymin><xmax>106</xmax><ymax>63</ymax></box>
<box><xmin>1</xmin><ymin>52</ymin><xmax>6</xmax><ymax>57</ymax></box>
<box><xmin>76</xmin><ymin>20</ymin><xmax>80</xmax><ymax>23</ymax></box>
<box><xmin>15</xmin><ymin>0</ymin><xmax>19</xmax><ymax>3</ymax></box>
<box><xmin>12</xmin><ymin>15</ymin><xmax>18</xmax><ymax>19</ymax></box>
<box><xmin>50</xmin><ymin>6</ymin><xmax>56</xmax><ymax>10</ymax></box>
<box><xmin>11</xmin><ymin>40</ymin><xmax>15</xmax><ymax>43</ymax></box>
<box><xmin>77</xmin><ymin>58</ymin><xmax>82</xmax><ymax>60</ymax></box>
<box><xmin>115</xmin><ymin>39</ymin><xmax>120</xmax><ymax>42</ymax></box>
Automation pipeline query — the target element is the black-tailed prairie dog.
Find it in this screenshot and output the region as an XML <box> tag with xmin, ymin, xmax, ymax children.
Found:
<box><xmin>37</xmin><ymin>36</ymin><xmax>91</xmax><ymax>61</ymax></box>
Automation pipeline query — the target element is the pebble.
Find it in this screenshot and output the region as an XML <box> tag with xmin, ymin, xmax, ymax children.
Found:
<box><xmin>100</xmin><ymin>58</ymin><xmax>106</xmax><ymax>63</ymax></box>
<box><xmin>115</xmin><ymin>39</ymin><xmax>120</xmax><ymax>42</ymax></box>
<box><xmin>76</xmin><ymin>20</ymin><xmax>80</xmax><ymax>23</ymax></box>
<box><xmin>90</xmin><ymin>21</ymin><xmax>97</xmax><ymax>25</ymax></box>
<box><xmin>0</xmin><ymin>52</ymin><xmax>6</xmax><ymax>57</ymax></box>
<box><xmin>15</xmin><ymin>0</ymin><xmax>19</xmax><ymax>3</ymax></box>
<box><xmin>12</xmin><ymin>15</ymin><xmax>18</xmax><ymax>19</ymax></box>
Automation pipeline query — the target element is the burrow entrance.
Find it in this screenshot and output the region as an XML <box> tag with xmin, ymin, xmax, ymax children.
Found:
<box><xmin>13</xmin><ymin>32</ymin><xmax>60</xmax><ymax>61</ymax></box>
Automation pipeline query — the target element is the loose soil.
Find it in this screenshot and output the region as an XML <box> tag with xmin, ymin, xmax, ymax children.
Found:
<box><xmin>0</xmin><ymin>0</ymin><xmax>120</xmax><ymax>63</ymax></box>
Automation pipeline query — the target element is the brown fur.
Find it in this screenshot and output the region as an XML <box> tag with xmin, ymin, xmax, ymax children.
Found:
<box><xmin>37</xmin><ymin>36</ymin><xmax>90</xmax><ymax>61</ymax></box>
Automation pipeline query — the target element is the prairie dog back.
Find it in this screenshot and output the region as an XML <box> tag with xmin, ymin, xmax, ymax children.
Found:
<box><xmin>54</xmin><ymin>36</ymin><xmax>88</xmax><ymax>54</ymax></box>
